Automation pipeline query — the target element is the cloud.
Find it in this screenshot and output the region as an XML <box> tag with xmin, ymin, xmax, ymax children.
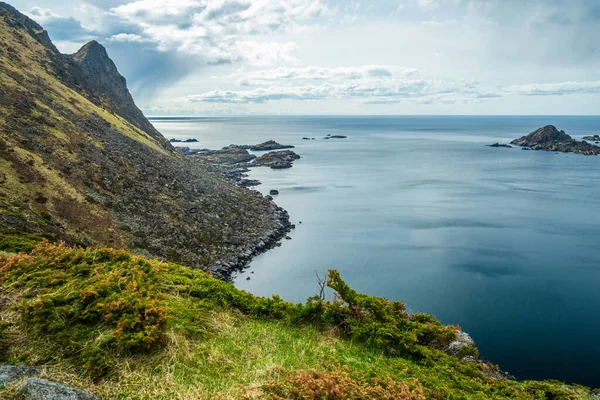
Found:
<box><xmin>109</xmin><ymin>33</ymin><xmax>151</xmax><ymax>42</ymax></box>
<box><xmin>507</xmin><ymin>81</ymin><xmax>600</xmax><ymax>96</ymax></box>
<box><xmin>185</xmin><ymin>69</ymin><xmax>501</xmax><ymax>104</ymax></box>
<box><xmin>27</xmin><ymin>7</ymin><xmax>93</xmax><ymax>41</ymax></box>
<box><xmin>107</xmin><ymin>0</ymin><xmax>334</xmax><ymax>66</ymax></box>
<box><xmin>224</xmin><ymin>65</ymin><xmax>419</xmax><ymax>86</ymax></box>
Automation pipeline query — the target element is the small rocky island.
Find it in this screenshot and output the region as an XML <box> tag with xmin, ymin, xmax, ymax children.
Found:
<box><xmin>511</xmin><ymin>125</ymin><xmax>600</xmax><ymax>155</ymax></box>
<box><xmin>254</xmin><ymin>150</ymin><xmax>300</xmax><ymax>169</ymax></box>
<box><xmin>582</xmin><ymin>135</ymin><xmax>600</xmax><ymax>141</ymax></box>
<box><xmin>234</xmin><ymin>140</ymin><xmax>295</xmax><ymax>151</ymax></box>
<box><xmin>176</xmin><ymin>142</ymin><xmax>300</xmax><ymax>187</ymax></box>
<box><xmin>169</xmin><ymin>138</ymin><xmax>199</xmax><ymax>143</ymax></box>
<box><xmin>487</xmin><ymin>143</ymin><xmax>512</xmax><ymax>148</ymax></box>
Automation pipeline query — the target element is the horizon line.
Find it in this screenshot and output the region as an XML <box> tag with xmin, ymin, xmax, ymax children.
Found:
<box><xmin>147</xmin><ymin>114</ymin><xmax>600</xmax><ymax>119</ymax></box>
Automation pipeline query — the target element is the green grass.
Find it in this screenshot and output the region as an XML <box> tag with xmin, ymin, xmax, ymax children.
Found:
<box><xmin>0</xmin><ymin>243</ymin><xmax>596</xmax><ymax>399</ymax></box>
<box><xmin>0</xmin><ymin>231</ymin><xmax>56</xmax><ymax>253</ymax></box>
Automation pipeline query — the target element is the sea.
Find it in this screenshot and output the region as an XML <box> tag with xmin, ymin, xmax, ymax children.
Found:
<box><xmin>150</xmin><ymin>116</ymin><xmax>600</xmax><ymax>387</ymax></box>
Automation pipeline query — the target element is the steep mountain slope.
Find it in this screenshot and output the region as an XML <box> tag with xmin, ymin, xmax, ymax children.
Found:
<box><xmin>70</xmin><ymin>40</ymin><xmax>167</xmax><ymax>145</ymax></box>
<box><xmin>0</xmin><ymin>2</ymin><xmax>289</xmax><ymax>274</ymax></box>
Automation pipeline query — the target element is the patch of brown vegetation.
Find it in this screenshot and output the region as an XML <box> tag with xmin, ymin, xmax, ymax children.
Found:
<box><xmin>263</xmin><ymin>365</ymin><xmax>426</xmax><ymax>400</ymax></box>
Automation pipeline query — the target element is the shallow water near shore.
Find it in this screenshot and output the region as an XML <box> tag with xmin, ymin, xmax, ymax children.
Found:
<box><xmin>151</xmin><ymin>116</ymin><xmax>600</xmax><ymax>387</ymax></box>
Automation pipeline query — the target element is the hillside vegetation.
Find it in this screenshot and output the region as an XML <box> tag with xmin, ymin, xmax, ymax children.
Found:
<box><xmin>0</xmin><ymin>243</ymin><xmax>596</xmax><ymax>399</ymax></box>
<box><xmin>0</xmin><ymin>2</ymin><xmax>287</xmax><ymax>275</ymax></box>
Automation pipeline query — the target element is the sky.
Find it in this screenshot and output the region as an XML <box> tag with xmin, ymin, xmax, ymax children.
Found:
<box><xmin>9</xmin><ymin>0</ymin><xmax>600</xmax><ymax>115</ymax></box>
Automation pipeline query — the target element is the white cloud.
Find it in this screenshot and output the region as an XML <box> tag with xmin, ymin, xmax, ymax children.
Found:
<box><xmin>108</xmin><ymin>33</ymin><xmax>151</xmax><ymax>42</ymax></box>
<box><xmin>224</xmin><ymin>65</ymin><xmax>419</xmax><ymax>86</ymax></box>
<box><xmin>26</xmin><ymin>6</ymin><xmax>93</xmax><ymax>41</ymax></box>
<box><xmin>28</xmin><ymin>6</ymin><xmax>61</xmax><ymax>20</ymax></box>
<box><xmin>186</xmin><ymin>69</ymin><xmax>501</xmax><ymax>104</ymax></box>
<box><xmin>107</xmin><ymin>0</ymin><xmax>333</xmax><ymax>66</ymax></box>
<box><xmin>507</xmin><ymin>81</ymin><xmax>600</xmax><ymax>96</ymax></box>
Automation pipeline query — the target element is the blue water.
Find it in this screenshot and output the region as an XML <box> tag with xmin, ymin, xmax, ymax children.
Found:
<box><xmin>151</xmin><ymin>116</ymin><xmax>600</xmax><ymax>387</ymax></box>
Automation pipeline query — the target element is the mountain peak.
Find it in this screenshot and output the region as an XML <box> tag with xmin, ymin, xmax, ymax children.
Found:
<box><xmin>75</xmin><ymin>40</ymin><xmax>107</xmax><ymax>56</ymax></box>
<box><xmin>0</xmin><ymin>1</ymin><xmax>59</xmax><ymax>53</ymax></box>
<box><xmin>69</xmin><ymin>40</ymin><xmax>169</xmax><ymax>147</ymax></box>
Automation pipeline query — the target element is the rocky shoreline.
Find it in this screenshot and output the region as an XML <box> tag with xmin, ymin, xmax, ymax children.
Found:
<box><xmin>175</xmin><ymin>140</ymin><xmax>299</xmax><ymax>281</ymax></box>
<box><xmin>177</xmin><ymin>141</ymin><xmax>301</xmax><ymax>187</ymax></box>
<box><xmin>210</xmin><ymin>202</ymin><xmax>293</xmax><ymax>281</ymax></box>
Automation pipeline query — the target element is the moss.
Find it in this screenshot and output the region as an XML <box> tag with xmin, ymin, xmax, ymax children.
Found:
<box><xmin>0</xmin><ymin>231</ymin><xmax>56</xmax><ymax>253</ymax></box>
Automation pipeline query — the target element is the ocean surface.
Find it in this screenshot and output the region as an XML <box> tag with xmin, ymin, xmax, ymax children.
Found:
<box><xmin>151</xmin><ymin>116</ymin><xmax>600</xmax><ymax>387</ymax></box>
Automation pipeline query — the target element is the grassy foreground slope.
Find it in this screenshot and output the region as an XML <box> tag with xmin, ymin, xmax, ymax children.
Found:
<box><xmin>0</xmin><ymin>243</ymin><xmax>595</xmax><ymax>399</ymax></box>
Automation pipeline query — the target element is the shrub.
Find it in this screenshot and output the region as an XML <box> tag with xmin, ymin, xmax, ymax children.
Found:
<box><xmin>458</xmin><ymin>345</ymin><xmax>479</xmax><ymax>358</ymax></box>
<box><xmin>0</xmin><ymin>244</ymin><xmax>170</xmax><ymax>376</ymax></box>
<box><xmin>263</xmin><ymin>365</ymin><xmax>426</xmax><ymax>400</ymax></box>
<box><xmin>323</xmin><ymin>270</ymin><xmax>456</xmax><ymax>358</ymax></box>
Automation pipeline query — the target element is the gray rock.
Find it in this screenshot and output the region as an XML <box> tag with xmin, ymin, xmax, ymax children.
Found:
<box><xmin>249</xmin><ymin>140</ymin><xmax>294</xmax><ymax>151</ymax></box>
<box><xmin>445</xmin><ymin>330</ymin><xmax>476</xmax><ymax>357</ymax></box>
<box><xmin>19</xmin><ymin>378</ymin><xmax>99</xmax><ymax>400</ymax></box>
<box><xmin>0</xmin><ymin>366</ymin><xmax>41</xmax><ymax>387</ymax></box>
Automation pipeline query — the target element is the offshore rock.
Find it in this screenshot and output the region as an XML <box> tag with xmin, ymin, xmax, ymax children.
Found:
<box><xmin>511</xmin><ymin>125</ymin><xmax>600</xmax><ymax>155</ymax></box>
<box><xmin>582</xmin><ymin>135</ymin><xmax>600</xmax><ymax>141</ymax></box>
<box><xmin>249</xmin><ymin>140</ymin><xmax>294</xmax><ymax>151</ymax></box>
<box><xmin>254</xmin><ymin>150</ymin><xmax>301</xmax><ymax>169</ymax></box>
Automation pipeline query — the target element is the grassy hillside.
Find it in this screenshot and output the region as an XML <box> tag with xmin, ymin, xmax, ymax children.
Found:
<box><xmin>0</xmin><ymin>243</ymin><xmax>595</xmax><ymax>399</ymax></box>
<box><xmin>0</xmin><ymin>2</ymin><xmax>288</xmax><ymax>274</ymax></box>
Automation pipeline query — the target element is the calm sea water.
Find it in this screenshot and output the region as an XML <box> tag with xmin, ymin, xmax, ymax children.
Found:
<box><xmin>151</xmin><ymin>116</ymin><xmax>600</xmax><ymax>387</ymax></box>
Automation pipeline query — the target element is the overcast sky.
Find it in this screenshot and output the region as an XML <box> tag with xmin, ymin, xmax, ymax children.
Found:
<box><xmin>9</xmin><ymin>0</ymin><xmax>600</xmax><ymax>115</ymax></box>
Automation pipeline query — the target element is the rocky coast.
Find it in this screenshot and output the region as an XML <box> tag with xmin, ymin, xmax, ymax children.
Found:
<box><xmin>176</xmin><ymin>141</ymin><xmax>301</xmax><ymax>187</ymax></box>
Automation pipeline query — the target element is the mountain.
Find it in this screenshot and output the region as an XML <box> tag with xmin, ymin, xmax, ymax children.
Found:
<box><xmin>0</xmin><ymin>2</ymin><xmax>289</xmax><ymax>275</ymax></box>
<box><xmin>70</xmin><ymin>40</ymin><xmax>167</xmax><ymax>145</ymax></box>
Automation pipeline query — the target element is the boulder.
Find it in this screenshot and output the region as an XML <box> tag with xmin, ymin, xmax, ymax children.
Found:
<box><xmin>444</xmin><ymin>330</ymin><xmax>476</xmax><ymax>357</ymax></box>
<box><xmin>0</xmin><ymin>366</ymin><xmax>40</xmax><ymax>388</ymax></box>
<box><xmin>269</xmin><ymin>190</ymin><xmax>279</xmax><ymax>195</ymax></box>
<box><xmin>19</xmin><ymin>378</ymin><xmax>99</xmax><ymax>400</ymax></box>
